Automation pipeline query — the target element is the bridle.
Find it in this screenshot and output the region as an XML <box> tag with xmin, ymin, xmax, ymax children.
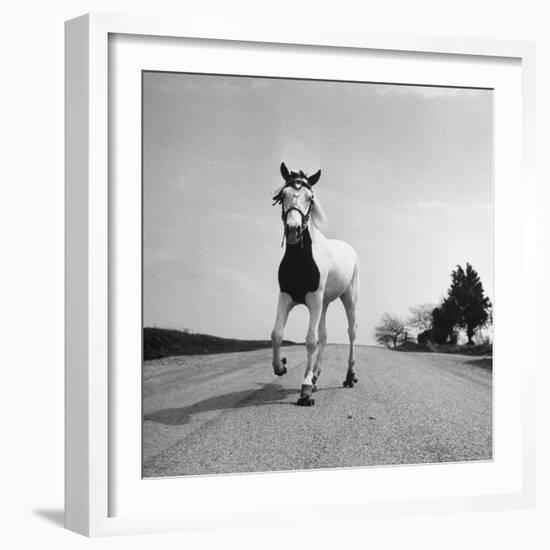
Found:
<box><xmin>273</xmin><ymin>177</ymin><xmax>315</xmax><ymax>247</ymax></box>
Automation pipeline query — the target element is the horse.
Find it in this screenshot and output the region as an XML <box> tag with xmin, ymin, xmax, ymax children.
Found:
<box><xmin>271</xmin><ymin>162</ymin><xmax>360</xmax><ymax>406</ymax></box>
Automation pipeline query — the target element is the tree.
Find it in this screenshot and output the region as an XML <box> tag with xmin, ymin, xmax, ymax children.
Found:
<box><xmin>407</xmin><ymin>303</ymin><xmax>436</xmax><ymax>332</ymax></box>
<box><xmin>431</xmin><ymin>298</ymin><xmax>459</xmax><ymax>344</ymax></box>
<box><xmin>486</xmin><ymin>304</ymin><xmax>494</xmax><ymax>327</ymax></box>
<box><xmin>446</xmin><ymin>263</ymin><xmax>492</xmax><ymax>344</ymax></box>
<box><xmin>375</xmin><ymin>313</ymin><xmax>407</xmax><ymax>348</ymax></box>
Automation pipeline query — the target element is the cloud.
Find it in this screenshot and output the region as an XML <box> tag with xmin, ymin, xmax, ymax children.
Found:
<box><xmin>415</xmin><ymin>199</ymin><xmax>450</xmax><ymax>210</ymax></box>
<box><xmin>410</xmin><ymin>199</ymin><xmax>494</xmax><ymax>214</ymax></box>
<box><xmin>370</xmin><ymin>84</ymin><xmax>488</xmax><ymax>100</ymax></box>
<box><xmin>249</xmin><ymin>79</ymin><xmax>273</xmax><ymax>90</ymax></box>
<box><xmin>412</xmin><ymin>199</ymin><xmax>493</xmax><ymax>212</ymax></box>
<box><xmin>473</xmin><ymin>202</ymin><xmax>493</xmax><ymax>211</ymax></box>
<box><xmin>211</xmin><ymin>265</ymin><xmax>268</xmax><ymax>296</ymax></box>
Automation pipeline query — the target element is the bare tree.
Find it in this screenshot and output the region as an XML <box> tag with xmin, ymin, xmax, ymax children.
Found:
<box><xmin>407</xmin><ymin>303</ymin><xmax>436</xmax><ymax>332</ymax></box>
<box><xmin>374</xmin><ymin>313</ymin><xmax>407</xmax><ymax>348</ymax></box>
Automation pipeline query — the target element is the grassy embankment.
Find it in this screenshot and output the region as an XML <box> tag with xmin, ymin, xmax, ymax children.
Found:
<box><xmin>396</xmin><ymin>340</ymin><xmax>492</xmax><ymax>369</ymax></box>
<box><xmin>144</xmin><ymin>327</ymin><xmax>295</xmax><ymax>361</ymax></box>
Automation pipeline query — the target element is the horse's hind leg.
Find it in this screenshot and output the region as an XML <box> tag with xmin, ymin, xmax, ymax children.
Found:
<box><xmin>311</xmin><ymin>302</ymin><xmax>329</xmax><ymax>392</ymax></box>
<box><xmin>341</xmin><ymin>267</ymin><xmax>359</xmax><ymax>388</ymax></box>
<box><xmin>271</xmin><ymin>292</ymin><xmax>294</xmax><ymax>376</ymax></box>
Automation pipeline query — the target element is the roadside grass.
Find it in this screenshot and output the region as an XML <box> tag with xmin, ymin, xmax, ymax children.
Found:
<box><xmin>144</xmin><ymin>327</ymin><xmax>295</xmax><ymax>361</ymax></box>
<box><xmin>465</xmin><ymin>357</ymin><xmax>493</xmax><ymax>370</ymax></box>
<box><xmin>395</xmin><ymin>341</ymin><xmax>492</xmax><ymax>357</ymax></box>
<box><xmin>426</xmin><ymin>342</ymin><xmax>492</xmax><ymax>356</ymax></box>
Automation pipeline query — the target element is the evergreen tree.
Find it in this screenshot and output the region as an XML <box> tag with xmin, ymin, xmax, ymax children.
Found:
<box><xmin>431</xmin><ymin>298</ymin><xmax>459</xmax><ymax>344</ymax></box>
<box><xmin>447</xmin><ymin>263</ymin><xmax>491</xmax><ymax>344</ymax></box>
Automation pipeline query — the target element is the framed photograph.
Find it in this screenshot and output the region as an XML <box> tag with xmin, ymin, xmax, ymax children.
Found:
<box><xmin>65</xmin><ymin>13</ymin><xmax>536</xmax><ymax>536</ymax></box>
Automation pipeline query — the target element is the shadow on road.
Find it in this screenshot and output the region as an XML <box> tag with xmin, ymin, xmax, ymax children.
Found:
<box><xmin>144</xmin><ymin>382</ymin><xmax>345</xmax><ymax>426</ymax></box>
<box><xmin>144</xmin><ymin>383</ymin><xmax>299</xmax><ymax>426</ymax></box>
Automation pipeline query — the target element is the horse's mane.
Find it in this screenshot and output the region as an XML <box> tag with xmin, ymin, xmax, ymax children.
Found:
<box><xmin>310</xmin><ymin>195</ymin><xmax>328</xmax><ymax>231</ymax></box>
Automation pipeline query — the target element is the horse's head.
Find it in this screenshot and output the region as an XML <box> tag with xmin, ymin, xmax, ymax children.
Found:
<box><xmin>273</xmin><ymin>162</ymin><xmax>322</xmax><ymax>245</ymax></box>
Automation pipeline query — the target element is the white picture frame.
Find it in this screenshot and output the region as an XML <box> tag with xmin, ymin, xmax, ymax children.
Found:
<box><xmin>65</xmin><ymin>13</ymin><xmax>537</xmax><ymax>537</ymax></box>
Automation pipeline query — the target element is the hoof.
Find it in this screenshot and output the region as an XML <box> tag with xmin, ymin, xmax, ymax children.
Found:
<box><xmin>343</xmin><ymin>376</ymin><xmax>357</xmax><ymax>388</ymax></box>
<box><xmin>296</xmin><ymin>396</ymin><xmax>315</xmax><ymax>406</ymax></box>
<box><xmin>274</xmin><ymin>358</ymin><xmax>288</xmax><ymax>376</ymax></box>
<box><xmin>312</xmin><ymin>384</ymin><xmax>317</xmax><ymax>393</ymax></box>
<box><xmin>297</xmin><ymin>384</ymin><xmax>314</xmax><ymax>405</ymax></box>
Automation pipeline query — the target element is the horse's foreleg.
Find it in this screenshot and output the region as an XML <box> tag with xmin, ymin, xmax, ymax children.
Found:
<box><xmin>312</xmin><ymin>303</ymin><xmax>328</xmax><ymax>391</ymax></box>
<box><xmin>271</xmin><ymin>292</ymin><xmax>294</xmax><ymax>376</ymax></box>
<box><xmin>297</xmin><ymin>293</ymin><xmax>323</xmax><ymax>406</ymax></box>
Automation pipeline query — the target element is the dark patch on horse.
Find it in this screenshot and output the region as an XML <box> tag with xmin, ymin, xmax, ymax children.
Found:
<box><xmin>278</xmin><ymin>228</ymin><xmax>320</xmax><ymax>304</ymax></box>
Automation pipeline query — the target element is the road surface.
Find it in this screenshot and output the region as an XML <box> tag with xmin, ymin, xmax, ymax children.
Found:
<box><xmin>143</xmin><ymin>345</ymin><xmax>492</xmax><ymax>477</ymax></box>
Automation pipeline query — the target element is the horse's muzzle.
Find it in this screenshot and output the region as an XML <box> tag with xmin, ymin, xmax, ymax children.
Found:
<box><xmin>285</xmin><ymin>224</ymin><xmax>301</xmax><ymax>245</ymax></box>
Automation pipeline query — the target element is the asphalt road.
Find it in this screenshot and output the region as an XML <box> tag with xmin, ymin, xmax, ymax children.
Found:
<box><xmin>143</xmin><ymin>345</ymin><xmax>492</xmax><ymax>477</ymax></box>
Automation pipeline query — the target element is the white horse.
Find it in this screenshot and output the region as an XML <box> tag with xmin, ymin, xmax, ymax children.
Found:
<box><xmin>271</xmin><ymin>162</ymin><xmax>360</xmax><ymax>406</ymax></box>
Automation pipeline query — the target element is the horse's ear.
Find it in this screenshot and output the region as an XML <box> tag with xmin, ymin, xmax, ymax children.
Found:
<box><xmin>308</xmin><ymin>169</ymin><xmax>321</xmax><ymax>186</ymax></box>
<box><xmin>280</xmin><ymin>162</ymin><xmax>290</xmax><ymax>181</ymax></box>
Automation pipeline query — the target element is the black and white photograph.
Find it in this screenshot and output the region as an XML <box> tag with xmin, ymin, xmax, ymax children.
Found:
<box><xmin>4</xmin><ymin>0</ymin><xmax>546</xmax><ymax>544</ymax></box>
<box><xmin>142</xmin><ymin>71</ymin><xmax>493</xmax><ymax>478</ymax></box>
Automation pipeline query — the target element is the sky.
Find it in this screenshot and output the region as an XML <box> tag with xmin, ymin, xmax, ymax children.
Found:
<box><xmin>143</xmin><ymin>72</ymin><xmax>493</xmax><ymax>345</ymax></box>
